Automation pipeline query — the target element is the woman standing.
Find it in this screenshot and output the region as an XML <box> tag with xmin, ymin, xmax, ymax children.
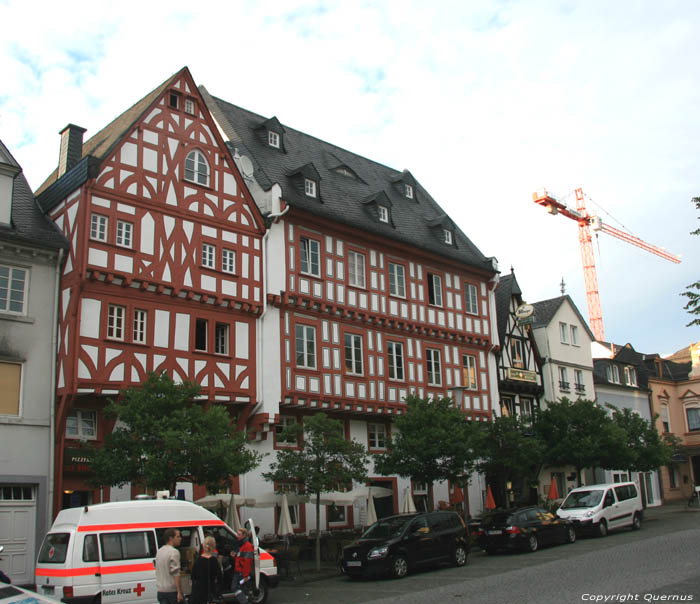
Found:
<box><xmin>191</xmin><ymin>537</ymin><xmax>222</xmax><ymax>604</ymax></box>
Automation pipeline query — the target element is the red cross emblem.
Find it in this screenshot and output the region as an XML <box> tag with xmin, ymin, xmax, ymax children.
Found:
<box><xmin>134</xmin><ymin>583</ymin><xmax>146</xmax><ymax>597</ymax></box>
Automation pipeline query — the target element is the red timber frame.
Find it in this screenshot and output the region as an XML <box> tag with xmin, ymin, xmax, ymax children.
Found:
<box><xmin>47</xmin><ymin>68</ymin><xmax>266</xmax><ymax>515</ymax></box>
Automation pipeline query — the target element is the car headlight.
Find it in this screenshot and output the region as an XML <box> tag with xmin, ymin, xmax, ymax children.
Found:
<box><xmin>584</xmin><ymin>510</ymin><xmax>596</xmax><ymax>518</ymax></box>
<box><xmin>367</xmin><ymin>546</ymin><xmax>389</xmax><ymax>560</ymax></box>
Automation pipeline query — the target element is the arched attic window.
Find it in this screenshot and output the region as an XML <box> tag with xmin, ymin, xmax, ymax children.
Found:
<box><xmin>185</xmin><ymin>150</ymin><xmax>210</xmax><ymax>186</ymax></box>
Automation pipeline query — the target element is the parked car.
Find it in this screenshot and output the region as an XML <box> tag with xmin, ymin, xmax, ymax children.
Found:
<box><xmin>0</xmin><ymin>584</ymin><xmax>61</xmax><ymax>604</ymax></box>
<box><xmin>339</xmin><ymin>511</ymin><xmax>469</xmax><ymax>579</ymax></box>
<box><xmin>477</xmin><ymin>506</ymin><xmax>576</xmax><ymax>553</ymax></box>
<box><xmin>556</xmin><ymin>481</ymin><xmax>643</xmax><ymax>536</ymax></box>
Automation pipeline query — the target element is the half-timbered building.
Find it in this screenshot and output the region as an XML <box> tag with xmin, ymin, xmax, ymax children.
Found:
<box><xmin>35</xmin><ymin>68</ymin><xmax>266</xmax><ymax>514</ymax></box>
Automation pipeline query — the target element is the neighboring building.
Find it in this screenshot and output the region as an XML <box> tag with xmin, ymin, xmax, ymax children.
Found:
<box><xmin>645</xmin><ymin>342</ymin><xmax>700</xmax><ymax>503</ymax></box>
<box><xmin>591</xmin><ymin>342</ymin><xmax>661</xmax><ymax>506</ymax></box>
<box><xmin>201</xmin><ymin>85</ymin><xmax>500</xmax><ymax>529</ymax></box>
<box><xmin>0</xmin><ymin>140</ymin><xmax>67</xmax><ymax>584</ymax></box>
<box><xmin>34</xmin><ymin>68</ymin><xmax>266</xmax><ymax>514</ymax></box>
<box><xmin>530</xmin><ymin>295</ymin><xmax>596</xmax><ymax>498</ymax></box>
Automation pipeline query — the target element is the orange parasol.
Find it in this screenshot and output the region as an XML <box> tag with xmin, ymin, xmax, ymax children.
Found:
<box><xmin>485</xmin><ymin>485</ymin><xmax>496</xmax><ymax>509</ymax></box>
<box><xmin>547</xmin><ymin>480</ymin><xmax>560</xmax><ymax>500</ymax></box>
<box><xmin>450</xmin><ymin>487</ymin><xmax>464</xmax><ymax>504</ymax></box>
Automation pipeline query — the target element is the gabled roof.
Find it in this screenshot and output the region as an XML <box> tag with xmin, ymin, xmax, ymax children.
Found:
<box><xmin>495</xmin><ymin>272</ymin><xmax>521</xmax><ymax>346</ymax></box>
<box><xmin>200</xmin><ymin>88</ymin><xmax>496</xmax><ymax>274</ymax></box>
<box><xmin>530</xmin><ymin>294</ymin><xmax>596</xmax><ymax>341</ymax></box>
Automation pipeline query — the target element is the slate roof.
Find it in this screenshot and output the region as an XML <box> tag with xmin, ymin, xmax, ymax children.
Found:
<box><xmin>530</xmin><ymin>294</ymin><xmax>595</xmax><ymax>341</ymax></box>
<box><xmin>641</xmin><ymin>355</ymin><xmax>691</xmax><ymax>382</ymax></box>
<box><xmin>495</xmin><ymin>272</ymin><xmax>521</xmax><ymax>346</ymax></box>
<box><xmin>200</xmin><ymin>87</ymin><xmax>496</xmax><ymax>275</ymax></box>
<box><xmin>0</xmin><ymin>140</ymin><xmax>68</xmax><ymax>250</ymax></box>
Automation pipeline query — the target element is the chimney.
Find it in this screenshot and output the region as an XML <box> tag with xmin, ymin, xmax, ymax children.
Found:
<box><xmin>691</xmin><ymin>342</ymin><xmax>700</xmax><ymax>378</ymax></box>
<box><xmin>58</xmin><ymin>124</ymin><xmax>87</xmax><ymax>178</ymax></box>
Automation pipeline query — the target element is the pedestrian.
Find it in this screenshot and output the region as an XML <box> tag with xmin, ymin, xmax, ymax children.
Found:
<box><xmin>191</xmin><ymin>536</ymin><xmax>222</xmax><ymax>604</ymax></box>
<box><xmin>232</xmin><ymin>528</ymin><xmax>254</xmax><ymax>596</ymax></box>
<box><xmin>155</xmin><ymin>528</ymin><xmax>183</xmax><ymax>604</ymax></box>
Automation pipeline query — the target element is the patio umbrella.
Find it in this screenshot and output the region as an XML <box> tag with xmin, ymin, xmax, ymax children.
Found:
<box><xmin>195</xmin><ymin>493</ymin><xmax>255</xmax><ymax>509</ymax></box>
<box><xmin>365</xmin><ymin>489</ymin><xmax>378</xmax><ymax>526</ymax></box>
<box><xmin>277</xmin><ymin>493</ymin><xmax>295</xmax><ymax>537</ymax></box>
<box><xmin>318</xmin><ymin>485</ymin><xmax>393</xmax><ymax>506</ymax></box>
<box><xmin>249</xmin><ymin>491</ymin><xmax>308</xmax><ymax>507</ymax></box>
<box><xmin>485</xmin><ymin>485</ymin><xmax>496</xmax><ymax>510</ymax></box>
<box><xmin>225</xmin><ymin>494</ymin><xmax>242</xmax><ymax>532</ymax></box>
<box><xmin>547</xmin><ymin>479</ymin><xmax>560</xmax><ymax>501</ymax></box>
<box><xmin>401</xmin><ymin>487</ymin><xmax>417</xmax><ymax>514</ymax></box>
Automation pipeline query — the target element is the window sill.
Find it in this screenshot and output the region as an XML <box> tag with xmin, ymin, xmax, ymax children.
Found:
<box><xmin>368</xmin><ymin>448</ymin><xmax>388</xmax><ymax>454</ymax></box>
<box><xmin>183</xmin><ymin>178</ymin><xmax>213</xmax><ymax>192</ymax></box>
<box><xmin>0</xmin><ymin>312</ymin><xmax>33</xmax><ymax>324</ymax></box>
<box><xmin>299</xmin><ymin>271</ymin><xmax>322</xmax><ymax>279</ymax></box>
<box><xmin>201</xmin><ymin>266</ymin><xmax>240</xmax><ymax>279</ymax></box>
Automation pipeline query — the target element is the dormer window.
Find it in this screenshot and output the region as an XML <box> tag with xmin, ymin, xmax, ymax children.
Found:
<box><xmin>335</xmin><ymin>167</ymin><xmax>355</xmax><ymax>178</ymax></box>
<box><xmin>304</xmin><ymin>178</ymin><xmax>317</xmax><ymax>198</ymax></box>
<box><xmin>185</xmin><ymin>150</ymin><xmax>210</xmax><ymax>186</ymax></box>
<box><xmin>268</xmin><ymin>131</ymin><xmax>280</xmax><ymax>148</ymax></box>
<box><xmin>443</xmin><ymin>229</ymin><xmax>453</xmax><ymax>244</ymax></box>
<box><xmin>378</xmin><ymin>205</ymin><xmax>389</xmax><ymax>223</ymax></box>
<box><xmin>184</xmin><ymin>98</ymin><xmax>195</xmax><ymax>115</ymax></box>
<box><xmin>405</xmin><ymin>184</ymin><xmax>414</xmax><ymax>199</ymax></box>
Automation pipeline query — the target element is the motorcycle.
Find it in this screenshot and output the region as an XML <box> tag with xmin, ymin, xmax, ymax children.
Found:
<box><xmin>0</xmin><ymin>545</ymin><xmax>11</xmax><ymax>584</ymax></box>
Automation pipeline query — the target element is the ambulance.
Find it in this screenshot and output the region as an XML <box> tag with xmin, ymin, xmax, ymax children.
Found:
<box><xmin>35</xmin><ymin>500</ymin><xmax>278</xmax><ymax>604</ymax></box>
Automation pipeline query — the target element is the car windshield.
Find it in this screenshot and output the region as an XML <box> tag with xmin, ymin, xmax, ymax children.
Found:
<box><xmin>361</xmin><ymin>517</ymin><xmax>411</xmax><ymax>539</ymax></box>
<box><xmin>561</xmin><ymin>489</ymin><xmax>603</xmax><ymax>509</ymax></box>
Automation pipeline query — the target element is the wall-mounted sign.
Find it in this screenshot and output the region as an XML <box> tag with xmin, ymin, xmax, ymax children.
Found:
<box><xmin>507</xmin><ymin>368</ymin><xmax>538</xmax><ymax>383</ymax></box>
<box><xmin>515</xmin><ymin>303</ymin><xmax>535</xmax><ymax>327</ymax></box>
<box><xmin>64</xmin><ymin>448</ymin><xmax>94</xmax><ymax>474</ymax></box>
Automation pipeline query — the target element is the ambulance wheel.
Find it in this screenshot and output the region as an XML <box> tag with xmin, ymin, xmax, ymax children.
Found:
<box><xmin>247</xmin><ymin>577</ymin><xmax>268</xmax><ymax>604</ymax></box>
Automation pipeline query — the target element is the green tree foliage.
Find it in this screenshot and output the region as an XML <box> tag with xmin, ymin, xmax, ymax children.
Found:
<box><xmin>374</xmin><ymin>395</ymin><xmax>479</xmax><ymax>515</ymax></box>
<box><xmin>262</xmin><ymin>413</ymin><xmax>368</xmax><ymax>571</ymax></box>
<box><xmin>535</xmin><ymin>398</ymin><xmax>627</xmax><ymax>485</ymax></box>
<box><xmin>89</xmin><ymin>372</ymin><xmax>261</xmax><ymax>493</ymax></box>
<box><xmin>475</xmin><ymin>415</ymin><xmax>545</xmax><ymax>508</ymax></box>
<box><xmin>681</xmin><ymin>196</ymin><xmax>700</xmax><ymax>327</ymax></box>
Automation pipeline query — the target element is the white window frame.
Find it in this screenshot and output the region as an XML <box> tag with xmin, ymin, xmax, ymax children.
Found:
<box><xmin>405</xmin><ymin>184</ymin><xmax>414</xmax><ymax>199</ymax></box>
<box><xmin>344</xmin><ymin>333</ymin><xmax>363</xmax><ymax>375</ymax></box>
<box><xmin>686</xmin><ymin>403</ymin><xmax>700</xmax><ymax>432</ymax></box>
<box><xmin>570</xmin><ymin>325</ymin><xmax>579</xmax><ymax>346</ymax></box>
<box><xmin>443</xmin><ymin>229</ymin><xmax>453</xmax><ymax>244</ymax></box>
<box><xmin>428</xmin><ymin>273</ymin><xmax>443</xmax><ymax>307</ymax></box>
<box><xmin>215</xmin><ymin>323</ymin><xmax>229</xmax><ymax>355</ymax></box>
<box><xmin>133</xmin><ymin>309</ymin><xmax>147</xmax><ymax>344</ymax></box>
<box><xmin>304</xmin><ymin>178</ymin><xmax>317</xmax><ymax>198</ymax></box>
<box><xmin>510</xmin><ymin>340</ymin><xmax>524</xmax><ymax>368</ymax></box>
<box><xmin>222</xmin><ymin>248</ymin><xmax>236</xmax><ymax>274</ymax></box>
<box><xmin>201</xmin><ymin>243</ymin><xmax>216</xmax><ymax>269</ymax></box>
<box><xmin>558</xmin><ymin>366</ymin><xmax>570</xmax><ymax>391</ymax></box>
<box><xmin>624</xmin><ymin>366</ymin><xmax>637</xmax><ymax>387</ymax></box>
<box><xmin>0</xmin><ymin>265</ymin><xmax>28</xmax><ymax>315</ymax></box>
<box><xmin>426</xmin><ymin>348</ymin><xmax>442</xmax><ymax>386</ymax></box>
<box><xmin>387</xmin><ymin>341</ymin><xmax>405</xmax><ymax>381</ymax></box>
<box><xmin>300</xmin><ymin>237</ymin><xmax>320</xmax><ymax>277</ymax></box>
<box><xmin>268</xmin><ymin>130</ymin><xmax>280</xmax><ymax>148</ymax></box>
<box><xmin>66</xmin><ymin>409</ymin><xmax>97</xmax><ymax>440</ymax></box>
<box><xmin>368</xmin><ymin>423</ymin><xmax>387</xmax><ymax>450</ymax></box>
<box><xmin>389</xmin><ymin>262</ymin><xmax>406</xmax><ymax>298</ymax></box>
<box><xmin>295</xmin><ymin>324</ymin><xmax>317</xmax><ymax>369</ymax></box>
<box><xmin>559</xmin><ymin>322</ymin><xmax>569</xmax><ymax>344</ymax></box>
<box><xmin>184</xmin><ymin>98</ymin><xmax>195</xmax><ymax>115</ymax></box>
<box><xmin>574</xmin><ymin>369</ymin><xmax>585</xmax><ymax>393</ymax></box>
<box><xmin>465</xmin><ymin>283</ymin><xmax>478</xmax><ymax>315</ymax></box>
<box><xmin>463</xmin><ymin>354</ymin><xmax>478</xmax><ymax>390</ymax></box>
<box><xmin>116</xmin><ymin>220</ymin><xmax>133</xmax><ymax>248</ymax></box>
<box><xmin>90</xmin><ymin>214</ymin><xmax>108</xmax><ymax>242</ymax></box>
<box><xmin>276</xmin><ymin>416</ymin><xmax>298</xmax><ymax>447</ymax></box>
<box><xmin>347</xmin><ymin>251</ymin><xmax>366</xmax><ymax>288</ymax></box>
<box><xmin>107</xmin><ymin>304</ymin><xmax>125</xmax><ymax>340</ymax></box>
<box><xmin>660</xmin><ymin>404</ymin><xmax>670</xmax><ymax>433</ymax></box>
<box><xmin>184</xmin><ymin>150</ymin><xmax>210</xmax><ymax>187</ymax></box>
<box><xmin>378</xmin><ymin>205</ymin><xmax>389</xmax><ymax>223</ymax></box>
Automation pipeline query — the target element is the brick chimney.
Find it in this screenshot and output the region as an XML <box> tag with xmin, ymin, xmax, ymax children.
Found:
<box><xmin>58</xmin><ymin>124</ymin><xmax>86</xmax><ymax>178</ymax></box>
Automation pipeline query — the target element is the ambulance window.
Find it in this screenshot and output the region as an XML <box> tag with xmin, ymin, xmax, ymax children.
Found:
<box><xmin>203</xmin><ymin>525</ymin><xmax>238</xmax><ymax>555</ymax></box>
<box><xmin>83</xmin><ymin>534</ymin><xmax>99</xmax><ymax>562</ymax></box>
<box><xmin>156</xmin><ymin>527</ymin><xmax>195</xmax><ymax>548</ymax></box>
<box><xmin>38</xmin><ymin>533</ymin><xmax>70</xmax><ymax>563</ymax></box>
<box><xmin>100</xmin><ymin>532</ymin><xmax>157</xmax><ymax>561</ymax></box>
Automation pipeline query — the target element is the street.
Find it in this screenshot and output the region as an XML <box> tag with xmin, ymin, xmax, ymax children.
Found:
<box><xmin>269</xmin><ymin>507</ymin><xmax>700</xmax><ymax>603</ymax></box>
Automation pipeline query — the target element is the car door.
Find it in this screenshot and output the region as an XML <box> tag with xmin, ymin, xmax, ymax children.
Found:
<box><xmin>601</xmin><ymin>489</ymin><xmax>619</xmax><ymax>529</ymax></box>
<box><xmin>406</xmin><ymin>516</ymin><xmax>437</xmax><ymax>565</ymax></box>
<box><xmin>613</xmin><ymin>485</ymin><xmax>634</xmax><ymax>527</ymax></box>
<box><xmin>535</xmin><ymin>509</ymin><xmax>561</xmax><ymax>545</ymax></box>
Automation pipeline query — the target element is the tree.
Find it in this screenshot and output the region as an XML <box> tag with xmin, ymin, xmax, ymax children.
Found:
<box><xmin>262</xmin><ymin>413</ymin><xmax>368</xmax><ymax>571</ymax></box>
<box><xmin>374</xmin><ymin>395</ymin><xmax>480</xmax><ymax>519</ymax></box>
<box><xmin>535</xmin><ymin>398</ymin><xmax>628</xmax><ymax>485</ymax></box>
<box><xmin>89</xmin><ymin>372</ymin><xmax>261</xmax><ymax>493</ymax></box>
<box><xmin>681</xmin><ymin>196</ymin><xmax>700</xmax><ymax>326</ymax></box>
<box><xmin>475</xmin><ymin>415</ymin><xmax>545</xmax><ymax>508</ymax></box>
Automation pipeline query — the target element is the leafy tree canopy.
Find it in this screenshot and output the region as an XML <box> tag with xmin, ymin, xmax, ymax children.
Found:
<box><xmin>681</xmin><ymin>196</ymin><xmax>700</xmax><ymax>327</ymax></box>
<box><xmin>89</xmin><ymin>372</ymin><xmax>261</xmax><ymax>493</ymax></box>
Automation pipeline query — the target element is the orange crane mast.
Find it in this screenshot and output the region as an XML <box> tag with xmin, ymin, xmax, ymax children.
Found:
<box><xmin>532</xmin><ymin>187</ymin><xmax>681</xmax><ymax>342</ymax></box>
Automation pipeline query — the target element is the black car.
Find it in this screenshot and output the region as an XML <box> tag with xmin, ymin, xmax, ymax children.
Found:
<box><xmin>476</xmin><ymin>506</ymin><xmax>576</xmax><ymax>553</ymax></box>
<box><xmin>339</xmin><ymin>511</ymin><xmax>469</xmax><ymax>579</ymax></box>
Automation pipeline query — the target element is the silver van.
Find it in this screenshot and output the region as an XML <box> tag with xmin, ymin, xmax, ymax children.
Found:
<box><xmin>556</xmin><ymin>482</ymin><xmax>643</xmax><ymax>536</ymax></box>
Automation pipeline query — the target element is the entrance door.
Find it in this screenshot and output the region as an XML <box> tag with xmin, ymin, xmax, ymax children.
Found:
<box><xmin>0</xmin><ymin>486</ymin><xmax>37</xmax><ymax>585</ymax></box>
<box><xmin>369</xmin><ymin>481</ymin><xmax>395</xmax><ymax>519</ymax></box>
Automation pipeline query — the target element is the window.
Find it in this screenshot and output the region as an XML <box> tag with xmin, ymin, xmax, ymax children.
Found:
<box><xmin>83</xmin><ymin>535</ymin><xmax>99</xmax><ymax>562</ymax></box>
<box><xmin>426</xmin><ymin>348</ymin><xmax>442</xmax><ymax>386</ymax></box>
<box><xmin>574</xmin><ymin>370</ymin><xmax>585</xmax><ymax>393</ymax></box>
<box><xmin>222</xmin><ymin>249</ymin><xmax>236</xmax><ymax>274</ymax></box>
<box><xmin>184</xmin><ymin>99</ymin><xmax>195</xmax><ymax>115</ymax></box>
<box><xmin>443</xmin><ymin>229</ymin><xmax>453</xmax><ymax>244</ymax></box>
<box><xmin>427</xmin><ymin>273</ymin><xmax>443</xmax><ymax>306</ymax></box>
<box><xmin>558</xmin><ymin>366</ymin><xmax>569</xmax><ymax>391</ymax></box>
<box><xmin>660</xmin><ymin>405</ymin><xmax>670</xmax><ymax>432</ymax></box>
<box><xmin>201</xmin><ymin>243</ymin><xmax>215</xmax><ymax>269</ymax></box>
<box><xmin>300</xmin><ymin>237</ymin><xmax>320</xmax><ymax>277</ymax></box>
<box><xmin>344</xmin><ymin>333</ymin><xmax>363</xmax><ymax>375</ymax></box>
<box><xmin>295</xmin><ymin>324</ymin><xmax>316</xmax><ymax>369</ymax></box>
<box><xmin>133</xmin><ymin>309</ymin><xmax>147</xmax><ymax>344</ymax></box>
<box><xmin>304</xmin><ymin>178</ymin><xmax>317</xmax><ymax>198</ymax></box>
<box><xmin>275</xmin><ymin>416</ymin><xmax>298</xmax><ymax>447</ymax></box>
<box><xmin>66</xmin><ymin>409</ymin><xmax>97</xmax><ymax>440</ymax></box>
<box><xmin>184</xmin><ymin>150</ymin><xmax>210</xmax><ymax>186</ymax></box>
<box><xmin>510</xmin><ymin>340</ymin><xmax>524</xmax><ymax>368</ymax></box>
<box><xmin>169</xmin><ymin>92</ymin><xmax>180</xmax><ymax>109</ymax></box>
<box><xmin>559</xmin><ymin>322</ymin><xmax>569</xmax><ymax>344</ymax></box>
<box><xmin>215</xmin><ymin>323</ymin><xmax>229</xmax><ymax>355</ymax></box>
<box><xmin>606</xmin><ymin>364</ymin><xmax>621</xmax><ymax>384</ymax></box>
<box><xmin>195</xmin><ymin>318</ymin><xmax>208</xmax><ymax>351</ymax></box>
<box><xmin>570</xmin><ymin>325</ymin><xmax>579</xmax><ymax>346</ymax></box>
<box><xmin>462</xmin><ymin>354</ymin><xmax>477</xmax><ymax>390</ymax></box>
<box><xmin>107</xmin><ymin>304</ymin><xmax>125</xmax><ymax>340</ymax></box>
<box><xmin>668</xmin><ymin>465</ymin><xmax>679</xmax><ymax>489</ymax></box>
<box><xmin>521</xmin><ymin>397</ymin><xmax>535</xmax><ymax>418</ymax></box>
<box><xmin>687</xmin><ymin>407</ymin><xmax>700</xmax><ymax>432</ymax></box>
<box><xmin>90</xmin><ymin>214</ymin><xmax>108</xmax><ymax>241</ymax></box>
<box><xmin>405</xmin><ymin>184</ymin><xmax>414</xmax><ymax>199</ymax></box>
<box><xmin>387</xmin><ymin>341</ymin><xmax>405</xmax><ymax>381</ymax></box>
<box><xmin>378</xmin><ymin>205</ymin><xmax>389</xmax><ymax>223</ymax></box>
<box><xmin>388</xmin><ymin>262</ymin><xmax>405</xmax><ymax>297</ymax></box>
<box><xmin>368</xmin><ymin>423</ymin><xmax>387</xmax><ymax>450</ymax></box>
<box><xmin>624</xmin><ymin>366</ymin><xmax>637</xmax><ymax>387</ymax></box>
<box><xmin>0</xmin><ymin>362</ymin><xmax>22</xmax><ymax>415</ymax></box>
<box><xmin>0</xmin><ymin>266</ymin><xmax>28</xmax><ymax>314</ymax></box>
<box><xmin>116</xmin><ymin>220</ymin><xmax>133</xmax><ymax>248</ymax></box>
<box><xmin>465</xmin><ymin>283</ymin><xmax>478</xmax><ymax>315</ymax></box>
<box><xmin>100</xmin><ymin>531</ymin><xmax>156</xmax><ymax>561</ymax></box>
<box><xmin>268</xmin><ymin>131</ymin><xmax>280</xmax><ymax>148</ymax></box>
<box><xmin>347</xmin><ymin>251</ymin><xmax>366</xmax><ymax>288</ymax></box>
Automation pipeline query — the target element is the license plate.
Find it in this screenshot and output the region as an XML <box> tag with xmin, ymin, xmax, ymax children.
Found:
<box><xmin>487</xmin><ymin>530</ymin><xmax>502</xmax><ymax>535</ymax></box>
<box><xmin>42</xmin><ymin>587</ymin><xmax>55</xmax><ymax>595</ymax></box>
<box><xmin>346</xmin><ymin>561</ymin><xmax>362</xmax><ymax>567</ymax></box>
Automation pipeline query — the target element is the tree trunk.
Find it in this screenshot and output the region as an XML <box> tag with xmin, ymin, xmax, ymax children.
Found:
<box><xmin>315</xmin><ymin>492</ymin><xmax>321</xmax><ymax>572</ymax></box>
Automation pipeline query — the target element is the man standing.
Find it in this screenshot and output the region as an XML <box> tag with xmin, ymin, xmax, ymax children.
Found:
<box><xmin>156</xmin><ymin>528</ymin><xmax>183</xmax><ymax>604</ymax></box>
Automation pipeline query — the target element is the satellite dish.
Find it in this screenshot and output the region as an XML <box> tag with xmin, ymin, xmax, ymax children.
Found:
<box><xmin>238</xmin><ymin>155</ymin><xmax>254</xmax><ymax>177</ymax></box>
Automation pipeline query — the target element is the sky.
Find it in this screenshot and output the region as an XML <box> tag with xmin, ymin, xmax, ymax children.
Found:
<box><xmin>1</xmin><ymin>0</ymin><xmax>698</xmax><ymax>357</ymax></box>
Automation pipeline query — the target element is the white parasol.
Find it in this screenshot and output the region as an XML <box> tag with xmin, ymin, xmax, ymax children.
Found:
<box><xmin>401</xmin><ymin>487</ymin><xmax>417</xmax><ymax>514</ymax></box>
<box><xmin>276</xmin><ymin>493</ymin><xmax>295</xmax><ymax>537</ymax></box>
<box><xmin>365</xmin><ymin>488</ymin><xmax>378</xmax><ymax>526</ymax></box>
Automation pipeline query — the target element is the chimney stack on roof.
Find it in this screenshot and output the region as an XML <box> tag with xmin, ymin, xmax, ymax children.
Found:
<box><xmin>58</xmin><ymin>124</ymin><xmax>87</xmax><ymax>178</ymax></box>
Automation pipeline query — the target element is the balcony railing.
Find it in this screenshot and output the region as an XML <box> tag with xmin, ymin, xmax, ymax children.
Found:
<box><xmin>575</xmin><ymin>383</ymin><xmax>586</xmax><ymax>393</ymax></box>
<box><xmin>559</xmin><ymin>381</ymin><xmax>570</xmax><ymax>391</ymax></box>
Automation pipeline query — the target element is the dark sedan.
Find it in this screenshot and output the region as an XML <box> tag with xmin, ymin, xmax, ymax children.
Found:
<box><xmin>476</xmin><ymin>506</ymin><xmax>576</xmax><ymax>553</ymax></box>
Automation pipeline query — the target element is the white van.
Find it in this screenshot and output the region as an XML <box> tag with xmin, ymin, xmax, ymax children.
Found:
<box><xmin>556</xmin><ymin>482</ymin><xmax>643</xmax><ymax>536</ymax></box>
<box><xmin>35</xmin><ymin>500</ymin><xmax>278</xmax><ymax>604</ymax></box>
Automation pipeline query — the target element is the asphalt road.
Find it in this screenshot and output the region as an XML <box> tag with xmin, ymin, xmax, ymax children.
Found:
<box><xmin>271</xmin><ymin>509</ymin><xmax>700</xmax><ymax>604</ymax></box>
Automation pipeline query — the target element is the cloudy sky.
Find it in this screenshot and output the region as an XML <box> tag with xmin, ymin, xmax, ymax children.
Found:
<box><xmin>2</xmin><ymin>0</ymin><xmax>698</xmax><ymax>356</ymax></box>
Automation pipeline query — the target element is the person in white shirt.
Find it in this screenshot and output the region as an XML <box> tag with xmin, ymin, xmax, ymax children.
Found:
<box><xmin>155</xmin><ymin>528</ymin><xmax>183</xmax><ymax>604</ymax></box>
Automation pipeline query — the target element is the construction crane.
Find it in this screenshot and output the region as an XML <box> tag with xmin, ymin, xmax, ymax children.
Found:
<box><xmin>532</xmin><ymin>187</ymin><xmax>681</xmax><ymax>342</ymax></box>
